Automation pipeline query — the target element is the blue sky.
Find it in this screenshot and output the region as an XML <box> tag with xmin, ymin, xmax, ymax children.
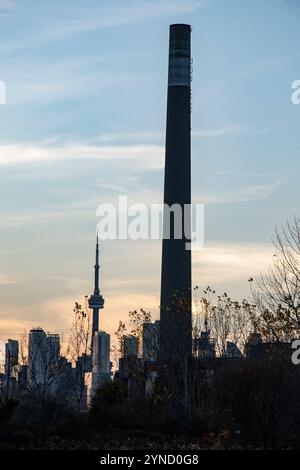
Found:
<box><xmin>0</xmin><ymin>0</ymin><xmax>299</xmax><ymax>344</ymax></box>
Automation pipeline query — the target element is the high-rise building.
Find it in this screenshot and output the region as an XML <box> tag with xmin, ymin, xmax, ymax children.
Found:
<box><xmin>122</xmin><ymin>335</ymin><xmax>139</xmax><ymax>359</ymax></box>
<box><xmin>92</xmin><ymin>331</ymin><xmax>110</xmax><ymax>373</ymax></box>
<box><xmin>88</xmin><ymin>235</ymin><xmax>104</xmax><ymax>338</ymax></box>
<box><xmin>226</xmin><ymin>341</ymin><xmax>242</xmax><ymax>359</ymax></box>
<box><xmin>5</xmin><ymin>339</ymin><xmax>19</xmax><ymax>375</ymax></box>
<box><xmin>142</xmin><ymin>321</ymin><xmax>160</xmax><ymax>363</ymax></box>
<box><xmin>160</xmin><ymin>24</ymin><xmax>192</xmax><ymax>363</ymax></box>
<box><xmin>46</xmin><ymin>334</ymin><xmax>60</xmax><ymax>365</ymax></box>
<box><xmin>193</xmin><ymin>332</ymin><xmax>216</xmax><ymax>359</ymax></box>
<box><xmin>245</xmin><ymin>332</ymin><xmax>263</xmax><ymax>359</ymax></box>
<box><xmin>91</xmin><ymin>331</ymin><xmax>111</xmax><ymax>393</ymax></box>
<box><xmin>28</xmin><ymin>328</ymin><xmax>61</xmax><ymax>387</ymax></box>
<box><xmin>28</xmin><ymin>328</ymin><xmax>47</xmax><ymax>385</ymax></box>
<box><xmin>4</xmin><ymin>339</ymin><xmax>19</xmax><ymax>398</ymax></box>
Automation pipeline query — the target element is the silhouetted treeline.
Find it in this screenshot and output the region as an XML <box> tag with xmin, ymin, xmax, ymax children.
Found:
<box><xmin>0</xmin><ymin>353</ymin><xmax>300</xmax><ymax>450</ymax></box>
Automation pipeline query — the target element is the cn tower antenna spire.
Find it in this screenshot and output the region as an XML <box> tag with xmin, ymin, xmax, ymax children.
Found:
<box><xmin>94</xmin><ymin>231</ymin><xmax>100</xmax><ymax>295</ymax></box>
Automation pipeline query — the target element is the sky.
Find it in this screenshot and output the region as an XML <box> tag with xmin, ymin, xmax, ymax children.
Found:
<box><xmin>0</xmin><ymin>0</ymin><xmax>300</xmax><ymax>348</ymax></box>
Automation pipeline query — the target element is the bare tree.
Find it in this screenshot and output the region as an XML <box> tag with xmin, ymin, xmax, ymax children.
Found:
<box><xmin>250</xmin><ymin>217</ymin><xmax>300</xmax><ymax>341</ymax></box>
<box><xmin>66</xmin><ymin>298</ymin><xmax>92</xmax><ymax>414</ymax></box>
<box><xmin>114</xmin><ymin>309</ymin><xmax>153</xmax><ymax>397</ymax></box>
<box><xmin>194</xmin><ymin>286</ymin><xmax>253</xmax><ymax>356</ymax></box>
<box><xmin>128</xmin><ymin>308</ymin><xmax>152</xmax><ymax>355</ymax></box>
<box><xmin>112</xmin><ymin>309</ymin><xmax>152</xmax><ymax>363</ymax></box>
<box><xmin>111</xmin><ymin>320</ymin><xmax>127</xmax><ymax>366</ymax></box>
<box><xmin>19</xmin><ymin>330</ymin><xmax>64</xmax><ymax>406</ymax></box>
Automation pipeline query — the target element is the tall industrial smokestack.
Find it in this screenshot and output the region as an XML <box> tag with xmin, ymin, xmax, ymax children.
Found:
<box><xmin>160</xmin><ymin>24</ymin><xmax>192</xmax><ymax>363</ymax></box>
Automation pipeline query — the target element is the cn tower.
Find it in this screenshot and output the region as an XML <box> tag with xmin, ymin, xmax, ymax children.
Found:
<box><xmin>88</xmin><ymin>234</ymin><xmax>104</xmax><ymax>336</ymax></box>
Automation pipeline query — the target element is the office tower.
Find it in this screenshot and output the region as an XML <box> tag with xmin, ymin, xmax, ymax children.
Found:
<box><xmin>28</xmin><ymin>328</ymin><xmax>47</xmax><ymax>385</ymax></box>
<box><xmin>193</xmin><ymin>333</ymin><xmax>216</xmax><ymax>359</ymax></box>
<box><xmin>160</xmin><ymin>24</ymin><xmax>192</xmax><ymax>363</ymax></box>
<box><xmin>92</xmin><ymin>331</ymin><xmax>110</xmax><ymax>374</ymax></box>
<box><xmin>192</xmin><ymin>317</ymin><xmax>215</xmax><ymax>359</ymax></box>
<box><xmin>245</xmin><ymin>332</ymin><xmax>264</xmax><ymax>360</ymax></box>
<box><xmin>226</xmin><ymin>341</ymin><xmax>242</xmax><ymax>359</ymax></box>
<box><xmin>91</xmin><ymin>331</ymin><xmax>111</xmax><ymax>393</ymax></box>
<box><xmin>142</xmin><ymin>320</ymin><xmax>160</xmax><ymax>363</ymax></box>
<box><xmin>122</xmin><ymin>335</ymin><xmax>139</xmax><ymax>358</ymax></box>
<box><xmin>46</xmin><ymin>334</ymin><xmax>60</xmax><ymax>365</ymax></box>
<box><xmin>88</xmin><ymin>235</ymin><xmax>104</xmax><ymax>337</ymax></box>
<box><xmin>28</xmin><ymin>328</ymin><xmax>61</xmax><ymax>386</ymax></box>
<box><xmin>5</xmin><ymin>339</ymin><xmax>19</xmax><ymax>375</ymax></box>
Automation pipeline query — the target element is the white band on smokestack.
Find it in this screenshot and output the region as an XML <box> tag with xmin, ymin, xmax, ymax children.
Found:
<box><xmin>168</xmin><ymin>24</ymin><xmax>191</xmax><ymax>87</ymax></box>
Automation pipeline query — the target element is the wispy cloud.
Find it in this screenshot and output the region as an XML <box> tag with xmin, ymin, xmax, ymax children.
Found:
<box><xmin>93</xmin><ymin>131</ymin><xmax>163</xmax><ymax>145</ymax></box>
<box><xmin>193</xmin><ymin>242</ymin><xmax>274</xmax><ymax>289</ymax></box>
<box><xmin>193</xmin><ymin>125</ymin><xmax>270</xmax><ymax>139</ymax></box>
<box><xmin>196</xmin><ymin>180</ymin><xmax>284</xmax><ymax>204</ymax></box>
<box><xmin>226</xmin><ymin>57</ymin><xmax>292</xmax><ymax>82</ymax></box>
<box><xmin>92</xmin><ymin>125</ymin><xmax>270</xmax><ymax>144</ymax></box>
<box><xmin>0</xmin><ymin>0</ymin><xmax>204</xmax><ymax>52</ymax></box>
<box><xmin>4</xmin><ymin>55</ymin><xmax>137</xmax><ymax>106</ymax></box>
<box><xmin>0</xmin><ymin>273</ymin><xmax>17</xmax><ymax>285</ymax></box>
<box><xmin>193</xmin><ymin>126</ymin><xmax>240</xmax><ymax>138</ymax></box>
<box><xmin>49</xmin><ymin>0</ymin><xmax>204</xmax><ymax>36</ymax></box>
<box><xmin>0</xmin><ymin>209</ymin><xmax>90</xmax><ymax>228</ymax></box>
<box><xmin>0</xmin><ymin>141</ymin><xmax>164</xmax><ymax>167</ymax></box>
